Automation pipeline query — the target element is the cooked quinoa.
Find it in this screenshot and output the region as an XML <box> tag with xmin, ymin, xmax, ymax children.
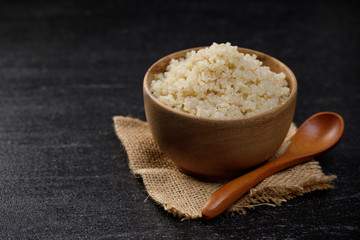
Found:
<box><xmin>150</xmin><ymin>42</ymin><xmax>290</xmax><ymax>118</ymax></box>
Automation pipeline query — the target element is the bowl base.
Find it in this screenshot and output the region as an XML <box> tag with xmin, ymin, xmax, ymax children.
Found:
<box><xmin>176</xmin><ymin>165</ymin><xmax>257</xmax><ymax>183</ymax></box>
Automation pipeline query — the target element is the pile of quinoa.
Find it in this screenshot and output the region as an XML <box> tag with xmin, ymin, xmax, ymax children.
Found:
<box><xmin>150</xmin><ymin>42</ymin><xmax>290</xmax><ymax>119</ymax></box>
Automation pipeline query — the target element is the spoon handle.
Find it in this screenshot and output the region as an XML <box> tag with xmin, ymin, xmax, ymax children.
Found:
<box><xmin>201</xmin><ymin>153</ymin><xmax>313</xmax><ymax>219</ymax></box>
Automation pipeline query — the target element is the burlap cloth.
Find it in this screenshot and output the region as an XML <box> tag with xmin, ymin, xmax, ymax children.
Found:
<box><xmin>113</xmin><ymin>116</ymin><xmax>336</xmax><ymax>220</ymax></box>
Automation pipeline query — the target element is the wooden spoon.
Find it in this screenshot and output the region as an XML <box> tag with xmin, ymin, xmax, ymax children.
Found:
<box><xmin>201</xmin><ymin>112</ymin><xmax>344</xmax><ymax>219</ymax></box>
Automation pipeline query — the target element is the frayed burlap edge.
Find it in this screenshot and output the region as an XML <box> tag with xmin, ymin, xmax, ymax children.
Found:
<box><xmin>113</xmin><ymin>116</ymin><xmax>337</xmax><ymax>220</ymax></box>
<box><xmin>229</xmin><ymin>173</ymin><xmax>337</xmax><ymax>215</ymax></box>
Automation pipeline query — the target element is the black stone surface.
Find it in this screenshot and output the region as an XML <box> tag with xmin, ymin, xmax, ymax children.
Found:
<box><xmin>0</xmin><ymin>1</ymin><xmax>359</xmax><ymax>239</ymax></box>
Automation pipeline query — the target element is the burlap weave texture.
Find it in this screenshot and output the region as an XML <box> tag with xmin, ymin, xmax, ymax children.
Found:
<box><xmin>113</xmin><ymin>116</ymin><xmax>336</xmax><ymax>220</ymax></box>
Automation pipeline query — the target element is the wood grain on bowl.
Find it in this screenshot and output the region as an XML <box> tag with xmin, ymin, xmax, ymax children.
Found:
<box><xmin>143</xmin><ymin>47</ymin><xmax>297</xmax><ymax>181</ymax></box>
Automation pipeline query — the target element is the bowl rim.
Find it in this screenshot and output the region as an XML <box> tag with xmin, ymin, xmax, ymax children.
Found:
<box><xmin>143</xmin><ymin>46</ymin><xmax>297</xmax><ymax>122</ymax></box>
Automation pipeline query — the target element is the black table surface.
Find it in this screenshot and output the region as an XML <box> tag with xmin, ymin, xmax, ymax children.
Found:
<box><xmin>1</xmin><ymin>1</ymin><xmax>359</xmax><ymax>239</ymax></box>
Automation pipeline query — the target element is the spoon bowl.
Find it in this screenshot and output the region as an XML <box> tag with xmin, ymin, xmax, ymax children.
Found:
<box><xmin>201</xmin><ymin>112</ymin><xmax>344</xmax><ymax>219</ymax></box>
<box><xmin>288</xmin><ymin>112</ymin><xmax>344</xmax><ymax>158</ymax></box>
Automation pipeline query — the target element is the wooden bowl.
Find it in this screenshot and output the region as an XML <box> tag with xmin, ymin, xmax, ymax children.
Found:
<box><xmin>143</xmin><ymin>47</ymin><xmax>297</xmax><ymax>181</ymax></box>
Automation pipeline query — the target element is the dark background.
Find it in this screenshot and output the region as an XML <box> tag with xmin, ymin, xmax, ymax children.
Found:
<box><xmin>0</xmin><ymin>0</ymin><xmax>359</xmax><ymax>239</ymax></box>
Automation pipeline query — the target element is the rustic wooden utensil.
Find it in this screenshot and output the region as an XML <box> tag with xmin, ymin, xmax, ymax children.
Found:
<box><xmin>201</xmin><ymin>112</ymin><xmax>344</xmax><ymax>219</ymax></box>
